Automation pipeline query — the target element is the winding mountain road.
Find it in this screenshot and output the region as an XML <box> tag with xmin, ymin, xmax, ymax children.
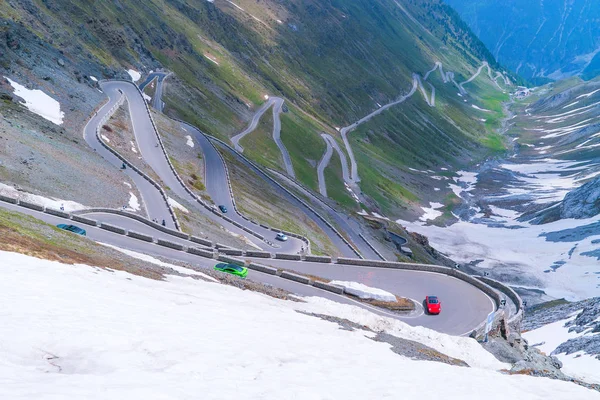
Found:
<box><xmin>231</xmin><ymin>97</ymin><xmax>295</xmax><ymax>178</ymax></box>
<box><xmin>0</xmin><ymin>199</ymin><xmax>497</xmax><ymax>336</ymax></box>
<box><xmin>95</xmin><ymin>80</ymin><xmax>304</xmax><ymax>253</ymax></box>
<box><xmin>83</xmin><ymin>84</ymin><xmax>176</xmax><ymax>229</ymax></box>
<box><xmin>0</xmin><ymin>69</ymin><xmax>514</xmax><ymax>336</ymax></box>
<box><xmin>141</xmin><ymin>75</ymin><xmax>363</xmax><ymax>257</ymax></box>
<box><xmin>330</xmin><ymin>61</ymin><xmax>511</xmax><ymax>189</ymax></box>
<box><xmin>317</xmin><ymin>134</ymin><xmax>350</xmax><ymax>197</ymax></box>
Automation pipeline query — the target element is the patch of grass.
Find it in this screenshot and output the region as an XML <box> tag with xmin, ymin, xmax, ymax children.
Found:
<box><xmin>323</xmin><ymin>149</ymin><xmax>357</xmax><ymax>209</ymax></box>
<box><xmin>219</xmin><ymin>147</ymin><xmax>340</xmax><ymax>256</ymax></box>
<box><xmin>239</xmin><ymin>109</ymin><xmax>284</xmax><ymax>171</ymax></box>
<box><xmin>365</xmin><ymin>296</ymin><xmax>415</xmax><ymax>311</ymax></box>
<box><xmin>481</xmin><ymin>132</ymin><xmax>506</xmax><ymax>152</ymax></box>
<box><xmin>279</xmin><ymin>104</ymin><xmax>328</xmax><ymax>191</ymax></box>
<box><xmin>0</xmin><ymin>208</ymin><xmax>163</xmax><ymax>280</ymax></box>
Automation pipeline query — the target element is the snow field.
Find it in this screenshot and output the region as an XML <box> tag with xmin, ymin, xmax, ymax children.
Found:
<box><xmin>524</xmin><ymin>314</ymin><xmax>600</xmax><ymax>385</ymax></box>
<box><xmin>1</xmin><ymin>251</ymin><xmax>599</xmax><ymax>399</ymax></box>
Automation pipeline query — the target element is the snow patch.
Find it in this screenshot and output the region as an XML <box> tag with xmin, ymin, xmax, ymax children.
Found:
<box><xmin>523</xmin><ymin>314</ymin><xmax>600</xmax><ymax>385</ymax></box>
<box><xmin>100</xmin><ymin>243</ymin><xmax>217</xmax><ymax>282</ymax></box>
<box><xmin>185</xmin><ymin>135</ymin><xmax>195</xmax><ymax>148</ymax></box>
<box><xmin>0</xmin><ymin>182</ymin><xmax>86</xmax><ymax>212</ymax></box>
<box><xmin>168</xmin><ymin>197</ymin><xmax>189</xmax><ymax>213</ymax></box>
<box><xmin>126</xmin><ymin>69</ymin><xmax>141</xmax><ymax>82</ymax></box>
<box><xmin>419</xmin><ymin>202</ymin><xmax>444</xmax><ymax>222</ymax></box>
<box><xmin>127</xmin><ymin>192</ymin><xmax>140</xmax><ymax>211</ymax></box>
<box><xmin>5</xmin><ymin>76</ymin><xmax>64</xmax><ymax>125</ymax></box>
<box><xmin>329</xmin><ymin>281</ymin><xmax>397</xmax><ymax>302</ymax></box>
<box><xmin>472</xmin><ymin>104</ymin><xmax>492</xmax><ymax>112</ymax></box>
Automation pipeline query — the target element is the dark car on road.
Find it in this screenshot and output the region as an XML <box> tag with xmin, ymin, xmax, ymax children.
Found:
<box><xmin>56</xmin><ymin>224</ymin><xmax>87</xmax><ymax>236</ymax></box>
<box><xmin>218</xmin><ymin>205</ymin><xmax>227</xmax><ymax>213</ymax></box>
<box><xmin>425</xmin><ymin>296</ymin><xmax>441</xmax><ymax>315</ymax></box>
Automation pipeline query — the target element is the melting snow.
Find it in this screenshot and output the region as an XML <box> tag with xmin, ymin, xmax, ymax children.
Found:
<box><xmin>168</xmin><ymin>197</ymin><xmax>189</xmax><ymax>213</ymax></box>
<box><xmin>0</xmin><ymin>182</ymin><xmax>86</xmax><ymax>212</ymax></box>
<box><xmin>127</xmin><ymin>192</ymin><xmax>140</xmax><ymax>211</ymax></box>
<box><xmin>4</xmin><ymin>251</ymin><xmax>596</xmax><ymax>398</ymax></box>
<box><xmin>185</xmin><ymin>135</ymin><xmax>194</xmax><ymax>148</ymax></box>
<box><xmin>472</xmin><ymin>104</ymin><xmax>492</xmax><ymax>112</ymax></box>
<box><xmin>419</xmin><ymin>202</ymin><xmax>444</xmax><ymax>222</ymax></box>
<box><xmin>329</xmin><ymin>281</ymin><xmax>397</xmax><ymax>302</ymax></box>
<box><xmin>523</xmin><ymin>314</ymin><xmax>600</xmax><ymax>385</ymax></box>
<box><xmin>100</xmin><ymin>243</ymin><xmax>217</xmax><ymax>282</ymax></box>
<box><xmin>5</xmin><ymin>77</ymin><xmax>64</xmax><ymax>125</ymax></box>
<box><xmin>127</xmin><ymin>69</ymin><xmax>141</xmax><ymax>82</ymax></box>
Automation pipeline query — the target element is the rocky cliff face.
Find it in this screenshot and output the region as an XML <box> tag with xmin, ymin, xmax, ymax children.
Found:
<box><xmin>561</xmin><ymin>178</ymin><xmax>600</xmax><ymax>220</ymax></box>
<box><xmin>524</xmin><ymin>298</ymin><xmax>600</xmax><ymax>361</ymax></box>
<box><xmin>523</xmin><ymin>177</ymin><xmax>600</xmax><ymax>224</ymax></box>
<box><xmin>445</xmin><ymin>0</ymin><xmax>600</xmax><ymax>83</ymax></box>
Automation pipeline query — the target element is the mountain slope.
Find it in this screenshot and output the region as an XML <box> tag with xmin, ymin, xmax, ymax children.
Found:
<box><xmin>1</xmin><ymin>0</ymin><xmax>514</xmax><ymax>219</ymax></box>
<box><xmin>444</xmin><ymin>0</ymin><xmax>600</xmax><ymax>83</ymax></box>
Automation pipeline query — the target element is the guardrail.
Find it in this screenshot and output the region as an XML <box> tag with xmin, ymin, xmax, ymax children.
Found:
<box><xmin>209</xmin><ymin>137</ymin><xmax>363</xmax><ymax>258</ymax></box>
<box><xmin>94</xmin><ymin>87</ymin><xmax>181</xmax><ymax>231</ymax></box>
<box><xmin>170</xmin><ymin>117</ymin><xmax>315</xmax><ymax>254</ymax></box>
<box><xmin>124</xmin><ymin>80</ymin><xmax>280</xmax><ymax>248</ymax></box>
<box><xmin>201</xmin><ymin>126</ymin><xmax>313</xmax><ymax>255</ymax></box>
<box><xmin>0</xmin><ymin>192</ymin><xmax>523</xmax><ymax>336</ymax></box>
<box><xmin>476</xmin><ymin>276</ymin><xmax>523</xmax><ymax>329</ymax></box>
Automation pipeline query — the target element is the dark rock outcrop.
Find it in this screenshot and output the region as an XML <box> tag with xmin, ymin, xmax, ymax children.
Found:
<box><xmin>524</xmin><ymin>177</ymin><xmax>600</xmax><ymax>224</ymax></box>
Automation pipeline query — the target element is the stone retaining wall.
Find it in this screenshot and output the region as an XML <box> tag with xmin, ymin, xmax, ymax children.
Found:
<box><xmin>44</xmin><ymin>208</ymin><xmax>70</xmax><ymax>219</ymax></box>
<box><xmin>71</xmin><ymin>215</ymin><xmax>98</xmax><ymax>226</ymax></box>
<box><xmin>187</xmin><ymin>247</ymin><xmax>215</xmax><ymax>259</ymax></box>
<box><xmin>303</xmin><ymin>255</ymin><xmax>332</xmax><ymax>263</ymax></box>
<box><xmin>245</xmin><ymin>250</ymin><xmax>271</xmax><ymax>258</ymax></box>
<box><xmin>312</xmin><ymin>281</ymin><xmax>345</xmax><ymax>294</ymax></box>
<box><xmin>157</xmin><ymin>239</ymin><xmax>185</xmax><ymax>251</ymax></box>
<box><xmin>275</xmin><ymin>253</ymin><xmax>302</xmax><ymax>261</ymax></box>
<box><xmin>127</xmin><ymin>230</ymin><xmax>154</xmax><ymax>242</ymax></box>
<box><xmin>19</xmin><ymin>201</ymin><xmax>44</xmax><ymax>211</ymax></box>
<box><xmin>247</xmin><ymin>262</ymin><xmax>278</xmax><ymax>275</ymax></box>
<box><xmin>280</xmin><ymin>271</ymin><xmax>311</xmax><ymax>284</ymax></box>
<box><xmin>100</xmin><ymin>223</ymin><xmax>126</xmax><ymax>235</ymax></box>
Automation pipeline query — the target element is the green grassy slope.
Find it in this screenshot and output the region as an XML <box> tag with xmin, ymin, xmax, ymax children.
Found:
<box><xmin>1</xmin><ymin>0</ymin><xmax>513</xmax><ymax>219</ymax></box>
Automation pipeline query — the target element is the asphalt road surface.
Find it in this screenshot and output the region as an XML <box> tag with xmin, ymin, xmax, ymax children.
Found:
<box><xmin>0</xmin><ymin>200</ymin><xmax>496</xmax><ymax>336</ymax></box>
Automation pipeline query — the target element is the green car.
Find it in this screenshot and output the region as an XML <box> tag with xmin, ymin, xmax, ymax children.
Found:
<box><xmin>214</xmin><ymin>263</ymin><xmax>248</xmax><ymax>278</ymax></box>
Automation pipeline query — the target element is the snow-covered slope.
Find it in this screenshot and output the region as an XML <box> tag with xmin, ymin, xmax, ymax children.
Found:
<box><xmin>1</xmin><ymin>250</ymin><xmax>599</xmax><ymax>399</ymax></box>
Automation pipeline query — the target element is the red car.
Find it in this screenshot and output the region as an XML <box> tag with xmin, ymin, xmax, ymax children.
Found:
<box><xmin>425</xmin><ymin>296</ymin><xmax>441</xmax><ymax>315</ymax></box>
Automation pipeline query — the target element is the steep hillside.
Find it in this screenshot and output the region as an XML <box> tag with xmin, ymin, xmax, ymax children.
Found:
<box><xmin>1</xmin><ymin>0</ymin><xmax>514</xmax><ymax>220</ymax></box>
<box><xmin>445</xmin><ymin>0</ymin><xmax>600</xmax><ymax>83</ymax></box>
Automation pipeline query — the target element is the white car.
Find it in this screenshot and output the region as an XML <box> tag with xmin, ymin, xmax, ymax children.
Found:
<box><xmin>275</xmin><ymin>233</ymin><xmax>288</xmax><ymax>241</ymax></box>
